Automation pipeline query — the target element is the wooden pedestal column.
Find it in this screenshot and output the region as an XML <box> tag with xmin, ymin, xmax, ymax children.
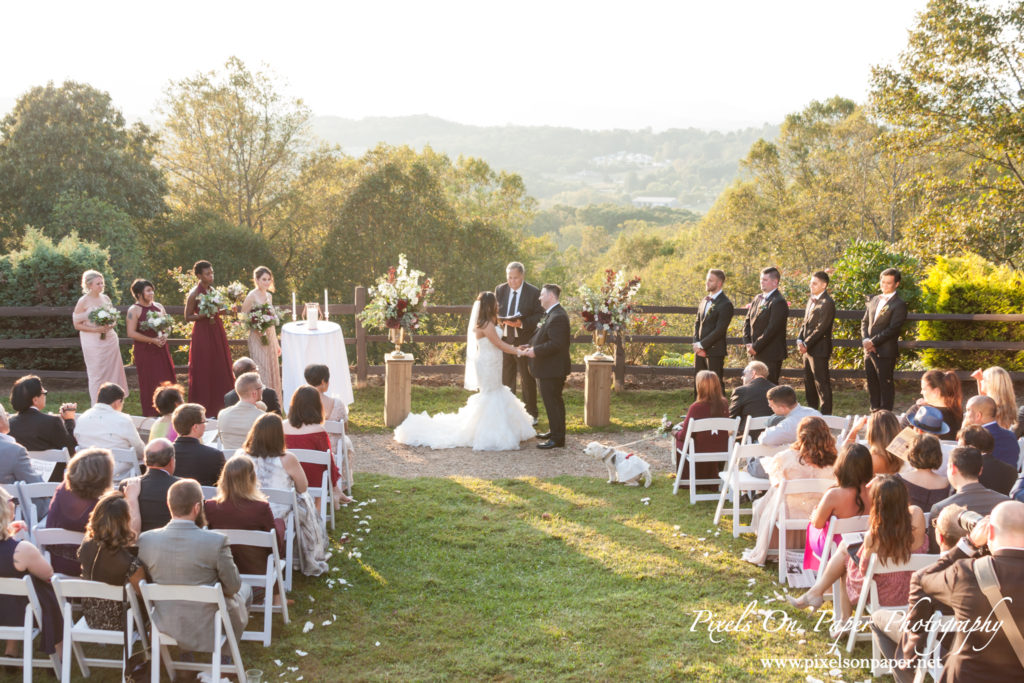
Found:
<box><xmin>584</xmin><ymin>354</ymin><xmax>614</xmax><ymax>427</ymax></box>
<box><xmin>384</xmin><ymin>353</ymin><xmax>414</xmax><ymax>428</ymax></box>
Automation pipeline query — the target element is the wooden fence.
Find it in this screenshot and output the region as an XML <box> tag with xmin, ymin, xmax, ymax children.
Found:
<box><xmin>2</xmin><ymin>286</ymin><xmax>1023</xmax><ymax>386</ymax></box>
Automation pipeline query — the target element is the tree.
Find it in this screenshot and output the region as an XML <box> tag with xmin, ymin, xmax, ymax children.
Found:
<box><xmin>158</xmin><ymin>57</ymin><xmax>311</xmax><ymax>235</ymax></box>
<box><xmin>48</xmin><ymin>193</ymin><xmax>146</xmax><ymax>288</ymax></box>
<box><xmin>0</xmin><ymin>81</ymin><xmax>166</xmax><ymax>248</ymax></box>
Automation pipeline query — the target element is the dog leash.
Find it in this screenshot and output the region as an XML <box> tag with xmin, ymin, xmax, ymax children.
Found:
<box><xmin>607</xmin><ymin>432</ymin><xmax>666</xmax><ymax>451</ymax></box>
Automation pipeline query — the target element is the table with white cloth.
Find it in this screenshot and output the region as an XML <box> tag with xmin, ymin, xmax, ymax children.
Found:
<box><xmin>280</xmin><ymin>321</ymin><xmax>354</xmax><ymax>413</ymax></box>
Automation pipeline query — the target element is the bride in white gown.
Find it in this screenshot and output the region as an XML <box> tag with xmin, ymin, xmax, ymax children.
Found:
<box><xmin>394</xmin><ymin>292</ymin><xmax>537</xmax><ymax>450</ymax></box>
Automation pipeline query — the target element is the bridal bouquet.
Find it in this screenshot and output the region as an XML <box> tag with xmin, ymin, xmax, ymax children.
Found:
<box><xmin>224</xmin><ymin>281</ymin><xmax>248</xmax><ymax>303</ymax></box>
<box><xmin>578</xmin><ymin>268</ymin><xmax>641</xmax><ymax>333</ymax></box>
<box><xmin>88</xmin><ymin>304</ymin><xmax>121</xmax><ymax>340</ymax></box>
<box><xmin>197</xmin><ymin>289</ymin><xmax>230</xmax><ymax>318</ymax></box>
<box><xmin>359</xmin><ymin>253</ymin><xmax>434</xmax><ymax>332</ymax></box>
<box><xmin>139</xmin><ymin>310</ymin><xmax>174</xmax><ymax>338</ymax></box>
<box><xmin>246</xmin><ymin>302</ymin><xmax>282</xmax><ymax>345</ymax></box>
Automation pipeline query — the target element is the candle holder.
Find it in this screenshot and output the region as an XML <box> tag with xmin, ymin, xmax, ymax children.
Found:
<box><xmin>304</xmin><ymin>302</ymin><xmax>323</xmax><ymax>330</ymax></box>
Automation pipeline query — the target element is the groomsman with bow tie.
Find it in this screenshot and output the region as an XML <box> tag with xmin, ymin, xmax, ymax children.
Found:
<box><xmin>495</xmin><ymin>262</ymin><xmax>543</xmax><ymax>423</ymax></box>
<box><xmin>742</xmin><ymin>267</ymin><xmax>789</xmax><ymax>384</ymax></box>
<box><xmin>796</xmin><ymin>271</ymin><xmax>835</xmax><ymax>415</ymax></box>
<box><xmin>692</xmin><ymin>269</ymin><xmax>734</xmax><ymax>386</ymax></box>
<box><xmin>861</xmin><ymin>268</ymin><xmax>908</xmax><ymax>411</ymax></box>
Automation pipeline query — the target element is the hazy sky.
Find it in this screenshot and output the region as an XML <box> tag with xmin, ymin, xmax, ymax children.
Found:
<box><xmin>2</xmin><ymin>0</ymin><xmax>928</xmax><ymax>131</ymax></box>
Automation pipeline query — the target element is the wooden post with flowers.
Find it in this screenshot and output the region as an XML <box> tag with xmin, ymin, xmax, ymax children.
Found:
<box><xmin>578</xmin><ymin>269</ymin><xmax>641</xmax><ymax>424</ymax></box>
<box><xmin>358</xmin><ymin>254</ymin><xmax>434</xmax><ymax>428</ymax></box>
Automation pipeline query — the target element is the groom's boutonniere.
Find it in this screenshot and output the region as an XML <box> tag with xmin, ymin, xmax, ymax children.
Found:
<box><xmin>539</xmin><ymin>313</ymin><xmax>549</xmax><ymax>328</ymax></box>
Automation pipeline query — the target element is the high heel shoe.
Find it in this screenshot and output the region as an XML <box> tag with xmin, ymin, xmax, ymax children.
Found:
<box><xmin>786</xmin><ymin>592</ymin><xmax>824</xmax><ymax>613</ymax></box>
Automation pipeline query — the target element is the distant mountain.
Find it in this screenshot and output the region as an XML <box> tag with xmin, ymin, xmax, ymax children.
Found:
<box><xmin>310</xmin><ymin>115</ymin><xmax>778</xmax><ymax>212</ymax></box>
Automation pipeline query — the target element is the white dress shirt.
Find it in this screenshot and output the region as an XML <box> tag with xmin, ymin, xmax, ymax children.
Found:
<box><xmin>694</xmin><ymin>290</ymin><xmax>724</xmax><ymax>351</ymax></box>
<box><xmin>758</xmin><ymin>405</ymin><xmax>823</xmax><ymax>447</ymax></box>
<box><xmin>74</xmin><ymin>403</ymin><xmax>145</xmax><ymax>458</ymax></box>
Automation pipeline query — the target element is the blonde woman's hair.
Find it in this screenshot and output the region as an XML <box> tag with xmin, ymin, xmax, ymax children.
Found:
<box><xmin>81</xmin><ymin>269</ymin><xmax>103</xmax><ymax>294</ymax></box>
<box><xmin>982</xmin><ymin>366</ymin><xmax>1017</xmax><ymax>430</ymax></box>
<box><xmin>215</xmin><ymin>454</ymin><xmax>266</xmax><ymax>504</ymax></box>
<box><xmin>0</xmin><ymin>487</ymin><xmax>14</xmax><ymax>540</ymax></box>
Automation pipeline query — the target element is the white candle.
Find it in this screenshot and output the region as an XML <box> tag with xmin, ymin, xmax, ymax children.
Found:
<box><xmin>324</xmin><ymin>288</ymin><xmax>329</xmax><ymax>320</ymax></box>
<box><xmin>292</xmin><ymin>292</ymin><xmax>297</xmax><ymax>320</ymax></box>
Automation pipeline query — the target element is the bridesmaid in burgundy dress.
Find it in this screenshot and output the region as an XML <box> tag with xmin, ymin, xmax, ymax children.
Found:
<box><xmin>126</xmin><ymin>279</ymin><xmax>176</xmax><ymax>417</ymax></box>
<box><xmin>184</xmin><ymin>260</ymin><xmax>234</xmax><ymax>417</ymax></box>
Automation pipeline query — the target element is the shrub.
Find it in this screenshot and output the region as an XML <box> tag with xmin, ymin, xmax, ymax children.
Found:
<box><xmin>918</xmin><ymin>254</ymin><xmax>1024</xmax><ymax>370</ymax></box>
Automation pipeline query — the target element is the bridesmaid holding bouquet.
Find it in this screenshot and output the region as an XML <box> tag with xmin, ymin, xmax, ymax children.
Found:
<box><xmin>241</xmin><ymin>266</ymin><xmax>283</xmax><ymax>399</ymax></box>
<box><xmin>184</xmin><ymin>260</ymin><xmax>234</xmax><ymax>416</ymax></box>
<box><xmin>72</xmin><ymin>270</ymin><xmax>128</xmax><ymax>405</ymax></box>
<box><xmin>125</xmin><ymin>279</ymin><xmax>177</xmax><ymax>417</ymax></box>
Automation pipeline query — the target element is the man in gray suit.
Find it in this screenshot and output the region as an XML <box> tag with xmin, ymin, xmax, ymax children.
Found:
<box><xmin>138</xmin><ymin>479</ymin><xmax>252</xmax><ymax>652</ymax></box>
<box><xmin>0</xmin><ymin>404</ymin><xmax>42</xmax><ymax>485</ymax></box>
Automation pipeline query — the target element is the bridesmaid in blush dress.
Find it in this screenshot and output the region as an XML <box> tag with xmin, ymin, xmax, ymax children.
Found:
<box><xmin>185</xmin><ymin>260</ymin><xmax>234</xmax><ymax>417</ymax></box>
<box><xmin>72</xmin><ymin>270</ymin><xmax>128</xmax><ymax>406</ymax></box>
<box><xmin>125</xmin><ymin>279</ymin><xmax>176</xmax><ymax>417</ymax></box>
<box><xmin>240</xmin><ymin>266</ymin><xmax>282</xmax><ymax>400</ymax></box>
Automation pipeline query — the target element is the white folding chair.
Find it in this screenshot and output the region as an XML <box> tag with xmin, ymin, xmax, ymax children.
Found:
<box><xmin>324</xmin><ymin>419</ymin><xmax>353</xmax><ymax>496</ymax></box>
<box><xmin>0</xmin><ymin>575</ymin><xmax>62</xmax><ymax>682</ymax></box>
<box><xmin>139</xmin><ymin>580</ymin><xmax>248</xmax><ymax>683</ymax></box>
<box><xmin>96</xmin><ymin>446</ymin><xmax>142</xmax><ymax>480</ymax></box>
<box><xmin>713</xmin><ymin>443</ymin><xmax>777</xmax><ymax>536</ymax></box>
<box><xmin>740</xmin><ymin>415</ymin><xmax>774</xmax><ymax>445</ymax></box>
<box><xmin>912</xmin><ymin>610</ymin><xmax>956</xmax><ymax>683</ymax></box>
<box><xmin>33</xmin><ymin>528</ymin><xmax>85</xmax><ymax>564</ymax></box>
<box><xmin>1017</xmin><ymin>437</ymin><xmax>1024</xmax><ymax>473</ymax></box>
<box><xmin>203</xmin><ymin>418</ymin><xmax>221</xmax><ymax>448</ymax></box>
<box><xmin>1</xmin><ymin>483</ymin><xmax>23</xmax><ymax>526</ymax></box>
<box><xmin>17</xmin><ymin>482</ymin><xmax>60</xmax><ymax>539</ymax></box>
<box><xmin>52</xmin><ymin>576</ymin><xmax>149</xmax><ymax>680</ymax></box>
<box><xmin>816</xmin><ymin>515</ymin><xmax>871</xmax><ymax>576</ymax></box>
<box><xmin>263</xmin><ymin>487</ymin><xmax>298</xmax><ymax>591</ymax></box>
<box><xmin>217</xmin><ymin>529</ymin><xmax>290</xmax><ymax>646</ymax></box>
<box><xmin>25</xmin><ymin>448</ymin><xmax>68</xmax><ymax>482</ymax></box>
<box><xmin>289</xmin><ymin>448</ymin><xmax>335</xmax><ymax>530</ymax></box>
<box><xmin>769</xmin><ymin>478</ymin><xmax>833</xmax><ymax>584</ymax></box>
<box><xmin>820</xmin><ymin>415</ymin><xmax>852</xmax><ymax>443</ymax></box>
<box><xmin>846</xmin><ymin>552</ymin><xmax>941</xmax><ymax>672</ymax></box>
<box><xmin>936</xmin><ymin>441</ymin><xmax>956</xmax><ymax>478</ymax></box>
<box><xmin>673</xmin><ymin>416</ymin><xmax>741</xmax><ymax>502</ymax></box>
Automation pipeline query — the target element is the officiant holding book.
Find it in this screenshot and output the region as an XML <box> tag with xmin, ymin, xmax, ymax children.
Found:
<box><xmin>495</xmin><ymin>261</ymin><xmax>543</xmax><ymax>424</ymax></box>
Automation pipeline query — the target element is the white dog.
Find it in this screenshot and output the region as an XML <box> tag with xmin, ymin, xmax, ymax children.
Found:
<box><xmin>584</xmin><ymin>441</ymin><xmax>652</xmax><ymax>487</ymax></box>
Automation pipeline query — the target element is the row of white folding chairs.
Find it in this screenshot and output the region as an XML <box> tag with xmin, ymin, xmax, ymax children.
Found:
<box><xmin>324</xmin><ymin>419</ymin><xmax>353</xmax><ymax>496</ymax></box>
<box><xmin>0</xmin><ymin>575</ymin><xmax>61</xmax><ymax>682</ymax></box>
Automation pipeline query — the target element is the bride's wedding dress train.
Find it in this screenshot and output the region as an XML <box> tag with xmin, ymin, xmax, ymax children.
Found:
<box><xmin>394</xmin><ymin>335</ymin><xmax>536</xmax><ymax>450</ymax></box>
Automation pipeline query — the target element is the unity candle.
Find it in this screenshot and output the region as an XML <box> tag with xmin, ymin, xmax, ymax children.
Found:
<box><xmin>292</xmin><ymin>292</ymin><xmax>297</xmax><ymax>320</ymax></box>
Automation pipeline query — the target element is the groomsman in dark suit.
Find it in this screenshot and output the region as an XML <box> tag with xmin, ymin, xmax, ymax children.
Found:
<box><xmin>861</xmin><ymin>267</ymin><xmax>908</xmax><ymax>411</ymax></box>
<box><xmin>524</xmin><ymin>285</ymin><xmax>571</xmax><ymax>450</ymax></box>
<box><xmin>693</xmin><ymin>269</ymin><xmax>734</xmax><ymax>386</ymax></box>
<box><xmin>796</xmin><ymin>271</ymin><xmax>835</xmax><ymax>415</ymax></box>
<box><xmin>742</xmin><ymin>267</ymin><xmax>789</xmax><ymax>384</ymax></box>
<box><xmin>495</xmin><ymin>262</ymin><xmax>543</xmax><ymax>423</ymax></box>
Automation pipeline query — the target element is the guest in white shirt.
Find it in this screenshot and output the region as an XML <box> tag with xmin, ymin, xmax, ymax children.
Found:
<box><xmin>216</xmin><ymin>372</ymin><xmax>266</xmax><ymax>452</ymax></box>
<box><xmin>74</xmin><ymin>382</ymin><xmax>145</xmax><ymax>475</ymax></box>
<box><xmin>758</xmin><ymin>385</ymin><xmax>822</xmax><ymax>447</ymax></box>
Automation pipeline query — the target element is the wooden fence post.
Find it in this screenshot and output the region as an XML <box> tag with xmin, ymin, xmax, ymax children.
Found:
<box><xmin>613</xmin><ymin>335</ymin><xmax>625</xmax><ymax>391</ymax></box>
<box><xmin>354</xmin><ymin>286</ymin><xmax>367</xmax><ymax>386</ymax></box>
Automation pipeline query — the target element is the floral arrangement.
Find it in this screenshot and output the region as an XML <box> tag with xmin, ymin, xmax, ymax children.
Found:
<box><xmin>224</xmin><ymin>281</ymin><xmax>248</xmax><ymax>303</ymax></box>
<box><xmin>139</xmin><ymin>310</ymin><xmax>174</xmax><ymax>338</ymax></box>
<box><xmin>358</xmin><ymin>254</ymin><xmax>434</xmax><ymax>332</ymax></box>
<box><xmin>578</xmin><ymin>268</ymin><xmax>641</xmax><ymax>333</ymax></box>
<box><xmin>246</xmin><ymin>302</ymin><xmax>283</xmax><ymax>345</ymax></box>
<box><xmin>88</xmin><ymin>304</ymin><xmax>121</xmax><ymax>340</ymax></box>
<box><xmin>197</xmin><ymin>288</ymin><xmax>230</xmax><ymax>318</ymax></box>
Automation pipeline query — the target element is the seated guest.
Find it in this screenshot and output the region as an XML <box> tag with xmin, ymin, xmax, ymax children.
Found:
<box><xmin>46</xmin><ymin>448</ymin><xmax>114</xmax><ymax>576</ymax></box>
<box><xmin>896</xmin><ymin>432</ymin><xmax>950</xmax><ymax>508</ymax></box>
<box><xmin>0</xmin><ymin>486</ymin><xmax>62</xmax><ymax>659</ymax></box>
<box><xmin>77</xmin><ymin>489</ymin><xmax>148</xmax><ymax>630</ymax></box>
<box><xmin>8</xmin><ymin>374</ymin><xmax>77</xmax><ymax>482</ymax></box>
<box><xmin>742</xmin><ymin>416</ymin><xmax>837</xmax><ymax>566</ymax></box>
<box><xmin>204</xmin><ymin>455</ymin><xmax>286</xmax><ymax>605</ymax></box>
<box><xmin>963</xmin><ymin>395</ymin><xmax>1019</xmax><ymax>467</ymax></box>
<box><xmin>901</xmin><ymin>369</ymin><xmax>962</xmax><ymax>437</ymax></box>
<box><xmin>171</xmin><ymin>403</ymin><xmax>225</xmax><ymax>486</ymax></box>
<box><xmin>123</xmin><ymin>438</ymin><xmax>179</xmax><ymax>533</ymax></box>
<box><xmin>972</xmin><ymin>365</ymin><xmax>1018</xmax><ymax>430</ymax></box>
<box><xmin>148</xmin><ymin>382</ymin><xmax>184</xmax><ymax>443</ymax></box>
<box><xmin>804</xmin><ymin>442</ymin><xmax>874</xmax><ymax>571</ymax></box>
<box><xmin>728</xmin><ymin>360</ymin><xmax>775</xmax><ymax>433</ymax></box>
<box><xmin>758</xmin><ymin>385</ymin><xmax>822</xmax><ymax>447</ymax></box>
<box><xmin>223</xmin><ymin>357</ymin><xmax>281</xmax><ymax>415</ymax></box>
<box><xmin>283</xmin><ymin>385</ymin><xmax>352</xmax><ymax>504</ymax></box>
<box><xmin>959</xmin><ymin>423</ymin><xmax>1016</xmax><ymax>496</ymax></box>
<box><xmin>0</xmin><ymin>403</ymin><xmax>42</xmax><ymax>485</ymax></box>
<box><xmin>217</xmin><ymin>372</ymin><xmax>266</xmax><ymax>452</ymax></box>
<box><xmin>74</xmin><ymin>382</ymin><xmax>145</xmax><ymax>476</ymax></box>
<box><xmin>304</xmin><ymin>363</ymin><xmax>349</xmax><ymax>423</ymax></box>
<box><xmin>671</xmin><ymin>370</ymin><xmax>731</xmax><ymax>485</ymax></box>
<box><xmin>789</xmin><ymin>474</ymin><xmax>927</xmax><ymax>621</ymax></box>
<box><xmin>845</xmin><ymin>409</ymin><xmax>902</xmax><ymax>475</ymax></box>
<box><xmin>928</xmin><ymin>446</ymin><xmax>1009</xmax><ymax>552</ymax></box>
<box><xmin>138</xmin><ymin>479</ymin><xmax>251</xmax><ymax>652</ymax></box>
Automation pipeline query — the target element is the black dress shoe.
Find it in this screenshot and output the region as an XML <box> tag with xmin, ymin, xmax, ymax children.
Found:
<box><xmin>536</xmin><ymin>431</ymin><xmax>552</xmax><ymax>439</ymax></box>
<box><xmin>537</xmin><ymin>439</ymin><xmax>564</xmax><ymax>449</ymax></box>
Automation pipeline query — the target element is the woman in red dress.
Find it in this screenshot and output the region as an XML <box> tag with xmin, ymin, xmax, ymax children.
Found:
<box><xmin>283</xmin><ymin>385</ymin><xmax>352</xmax><ymax>504</ymax></box>
<box><xmin>673</xmin><ymin>370</ymin><xmax>732</xmax><ymax>484</ymax></box>
<box><xmin>126</xmin><ymin>279</ymin><xmax>176</xmax><ymax>417</ymax></box>
<box><xmin>184</xmin><ymin>260</ymin><xmax>234</xmax><ymax>417</ymax></box>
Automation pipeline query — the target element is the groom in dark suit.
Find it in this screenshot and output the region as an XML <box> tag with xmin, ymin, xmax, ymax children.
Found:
<box><xmin>693</xmin><ymin>268</ymin><xmax>734</xmax><ymax>386</ymax></box>
<box><xmin>796</xmin><ymin>271</ymin><xmax>835</xmax><ymax>415</ymax></box>
<box><xmin>523</xmin><ymin>284</ymin><xmax>571</xmax><ymax>449</ymax></box>
<box><xmin>742</xmin><ymin>266</ymin><xmax>790</xmax><ymax>384</ymax></box>
<box><xmin>861</xmin><ymin>267</ymin><xmax>907</xmax><ymax>411</ymax></box>
<box><xmin>495</xmin><ymin>262</ymin><xmax>542</xmax><ymax>422</ymax></box>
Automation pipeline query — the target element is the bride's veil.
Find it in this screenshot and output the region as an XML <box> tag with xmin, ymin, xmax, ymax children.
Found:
<box><xmin>464</xmin><ymin>300</ymin><xmax>481</xmax><ymax>391</ymax></box>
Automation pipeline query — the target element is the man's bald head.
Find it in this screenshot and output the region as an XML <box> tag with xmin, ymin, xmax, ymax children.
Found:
<box><xmin>991</xmin><ymin>501</ymin><xmax>1024</xmax><ymax>549</ymax></box>
<box><xmin>966</xmin><ymin>395</ymin><xmax>998</xmax><ymax>422</ymax></box>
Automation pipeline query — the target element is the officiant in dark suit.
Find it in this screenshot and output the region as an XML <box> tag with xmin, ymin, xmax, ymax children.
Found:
<box><xmin>524</xmin><ymin>284</ymin><xmax>571</xmax><ymax>449</ymax></box>
<box><xmin>693</xmin><ymin>269</ymin><xmax>734</xmax><ymax>386</ymax></box>
<box><xmin>861</xmin><ymin>267</ymin><xmax>907</xmax><ymax>411</ymax></box>
<box><xmin>796</xmin><ymin>271</ymin><xmax>835</xmax><ymax>415</ymax></box>
<box><xmin>742</xmin><ymin>267</ymin><xmax>789</xmax><ymax>384</ymax></box>
<box><xmin>495</xmin><ymin>262</ymin><xmax>543</xmax><ymax>422</ymax></box>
